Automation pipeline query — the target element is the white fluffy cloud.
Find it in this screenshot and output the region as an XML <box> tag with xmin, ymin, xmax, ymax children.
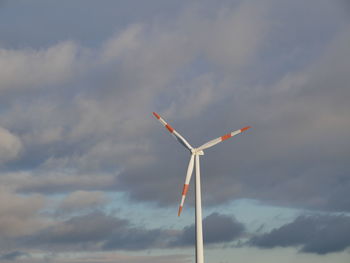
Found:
<box><xmin>0</xmin><ymin>41</ymin><xmax>80</xmax><ymax>91</ymax></box>
<box><xmin>0</xmin><ymin>127</ymin><xmax>22</xmax><ymax>162</ymax></box>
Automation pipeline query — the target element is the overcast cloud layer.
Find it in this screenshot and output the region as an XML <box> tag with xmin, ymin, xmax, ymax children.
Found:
<box><xmin>0</xmin><ymin>0</ymin><xmax>349</xmax><ymax>262</ymax></box>
<box><xmin>250</xmin><ymin>214</ymin><xmax>350</xmax><ymax>254</ymax></box>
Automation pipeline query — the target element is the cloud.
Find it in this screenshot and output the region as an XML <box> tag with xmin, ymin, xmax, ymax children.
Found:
<box><xmin>0</xmin><ymin>252</ymin><xmax>190</xmax><ymax>263</ymax></box>
<box><xmin>0</xmin><ymin>41</ymin><xmax>80</xmax><ymax>91</ymax></box>
<box><xmin>21</xmin><ymin>212</ymin><xmax>244</xmax><ymax>252</ymax></box>
<box><xmin>192</xmin><ymin>0</ymin><xmax>270</xmax><ymax>71</ymax></box>
<box><xmin>57</xmin><ymin>191</ymin><xmax>108</xmax><ymax>215</ymax></box>
<box><xmin>24</xmin><ymin>212</ymin><xmax>128</xmax><ymax>250</ymax></box>
<box><xmin>100</xmin><ymin>24</ymin><xmax>143</xmax><ymax>63</ymax></box>
<box><xmin>170</xmin><ymin>213</ymin><xmax>245</xmax><ymax>246</ymax></box>
<box><xmin>250</xmin><ymin>214</ymin><xmax>350</xmax><ymax>254</ymax></box>
<box><xmin>76</xmin><ymin>253</ymin><xmax>190</xmax><ymax>263</ymax></box>
<box><xmin>105</xmin><ymin>212</ymin><xmax>245</xmax><ymax>250</ymax></box>
<box><xmin>0</xmin><ymin>190</ymin><xmax>46</xmax><ymax>238</ymax></box>
<box><xmin>65</xmin><ymin>253</ymin><xmax>190</xmax><ymax>263</ymax></box>
<box><xmin>0</xmin><ymin>127</ymin><xmax>22</xmax><ymax>163</ymax></box>
<box><xmin>1</xmin><ymin>171</ymin><xmax>118</xmax><ymax>194</ymax></box>
<box><xmin>23</xmin><ymin>211</ymin><xmax>166</xmax><ymax>251</ymax></box>
<box><xmin>0</xmin><ymin>251</ymin><xmax>29</xmax><ymax>261</ymax></box>
<box><xmin>0</xmin><ymin>5</ymin><xmax>347</xmax><ymax>242</ymax></box>
<box><xmin>0</xmin><ymin>0</ymin><xmax>271</xmax><ymax>201</ymax></box>
<box><xmin>102</xmin><ymin>227</ymin><xmax>169</xmax><ymax>251</ymax></box>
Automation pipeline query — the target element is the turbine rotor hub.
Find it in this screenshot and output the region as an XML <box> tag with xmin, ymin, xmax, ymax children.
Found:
<box><xmin>192</xmin><ymin>148</ymin><xmax>204</xmax><ymax>155</ymax></box>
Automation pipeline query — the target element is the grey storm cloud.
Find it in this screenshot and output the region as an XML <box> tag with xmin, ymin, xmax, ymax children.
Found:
<box><xmin>170</xmin><ymin>212</ymin><xmax>245</xmax><ymax>246</ymax></box>
<box><xmin>24</xmin><ymin>212</ymin><xmax>128</xmax><ymax>248</ymax></box>
<box><xmin>105</xmin><ymin>212</ymin><xmax>245</xmax><ymax>250</ymax></box>
<box><xmin>5</xmin><ymin>210</ymin><xmax>350</xmax><ymax>257</ymax></box>
<box><xmin>249</xmin><ymin>214</ymin><xmax>350</xmax><ymax>254</ymax></box>
<box><xmin>22</xmin><ymin>212</ymin><xmax>244</xmax><ymax>251</ymax></box>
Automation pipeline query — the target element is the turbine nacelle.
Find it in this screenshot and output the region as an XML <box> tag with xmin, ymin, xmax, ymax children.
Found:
<box><xmin>191</xmin><ymin>148</ymin><xmax>204</xmax><ymax>155</ymax></box>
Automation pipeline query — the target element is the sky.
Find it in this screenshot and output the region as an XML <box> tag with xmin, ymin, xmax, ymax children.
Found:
<box><xmin>0</xmin><ymin>0</ymin><xmax>350</xmax><ymax>262</ymax></box>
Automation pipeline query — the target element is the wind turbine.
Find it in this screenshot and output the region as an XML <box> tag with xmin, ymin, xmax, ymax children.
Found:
<box><xmin>152</xmin><ymin>112</ymin><xmax>251</xmax><ymax>263</ymax></box>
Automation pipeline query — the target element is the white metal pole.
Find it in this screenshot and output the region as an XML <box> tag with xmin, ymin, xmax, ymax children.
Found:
<box><xmin>195</xmin><ymin>154</ymin><xmax>204</xmax><ymax>263</ymax></box>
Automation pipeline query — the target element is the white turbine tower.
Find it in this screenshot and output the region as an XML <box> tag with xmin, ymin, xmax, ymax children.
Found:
<box><xmin>153</xmin><ymin>112</ymin><xmax>251</xmax><ymax>263</ymax></box>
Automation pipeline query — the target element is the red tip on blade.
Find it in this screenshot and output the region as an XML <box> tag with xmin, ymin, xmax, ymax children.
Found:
<box><xmin>182</xmin><ymin>184</ymin><xmax>189</xmax><ymax>195</ymax></box>
<box><xmin>241</xmin><ymin>126</ymin><xmax>252</xmax><ymax>132</ymax></box>
<box><xmin>178</xmin><ymin>206</ymin><xmax>183</xmax><ymax>217</ymax></box>
<box><xmin>221</xmin><ymin>133</ymin><xmax>232</xmax><ymax>141</ymax></box>
<box><xmin>165</xmin><ymin>124</ymin><xmax>174</xmax><ymax>133</ymax></box>
<box><xmin>153</xmin><ymin>112</ymin><xmax>160</xmax><ymax>119</ymax></box>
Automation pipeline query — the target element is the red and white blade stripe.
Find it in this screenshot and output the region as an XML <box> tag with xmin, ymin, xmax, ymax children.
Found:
<box><xmin>178</xmin><ymin>184</ymin><xmax>189</xmax><ymax>216</ymax></box>
<box><xmin>198</xmin><ymin>126</ymin><xmax>251</xmax><ymax>151</ymax></box>
<box><xmin>178</xmin><ymin>154</ymin><xmax>195</xmax><ymax>216</ymax></box>
<box><xmin>152</xmin><ymin>112</ymin><xmax>193</xmax><ymax>151</ymax></box>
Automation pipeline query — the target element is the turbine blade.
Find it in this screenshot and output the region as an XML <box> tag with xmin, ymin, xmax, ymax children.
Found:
<box><xmin>153</xmin><ymin>112</ymin><xmax>193</xmax><ymax>151</ymax></box>
<box><xmin>178</xmin><ymin>154</ymin><xmax>195</xmax><ymax>216</ymax></box>
<box><xmin>197</xmin><ymin>126</ymin><xmax>251</xmax><ymax>151</ymax></box>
